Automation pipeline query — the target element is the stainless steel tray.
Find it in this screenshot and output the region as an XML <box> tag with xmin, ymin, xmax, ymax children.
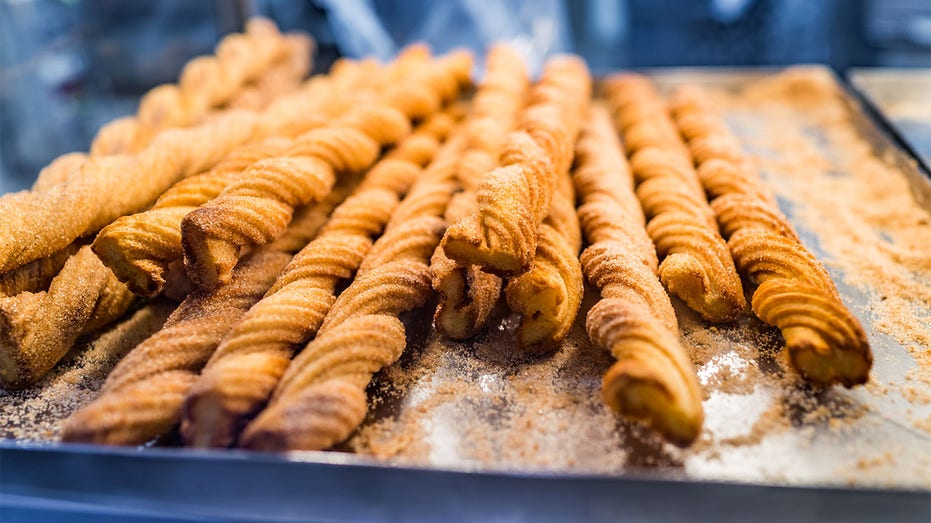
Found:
<box><xmin>2</xmin><ymin>66</ymin><xmax>931</xmax><ymax>522</ymax></box>
<box><xmin>848</xmin><ymin>68</ymin><xmax>931</xmax><ymax>169</ymax></box>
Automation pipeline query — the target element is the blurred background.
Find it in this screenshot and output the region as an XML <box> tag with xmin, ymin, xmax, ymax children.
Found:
<box><xmin>2</xmin><ymin>0</ymin><xmax>930</xmax><ymax>192</ymax></box>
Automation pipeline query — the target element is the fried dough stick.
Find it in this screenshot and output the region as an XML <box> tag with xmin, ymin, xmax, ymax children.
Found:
<box><xmin>0</xmin><ymin>246</ymin><xmax>135</xmax><ymax>389</ymax></box>
<box><xmin>0</xmin><ymin>244</ymin><xmax>82</xmax><ymax>298</ymax></box>
<box><xmin>181</xmin><ymin>50</ymin><xmax>473</xmax><ymax>290</ymax></box>
<box><xmin>0</xmin><ymin>155</ymin><xmax>92</xmax><ymax>297</ymax></box>
<box><xmin>91</xmin><ymin>18</ymin><xmax>300</xmax><ymax>155</ymax></box>
<box><xmin>575</xmin><ymin>106</ymin><xmax>703</xmax><ymax>445</ymax></box>
<box><xmin>239</xmin><ymin>135</ymin><xmax>465</xmax><ymax>451</ymax></box>
<box><xmin>430</xmin><ymin>45</ymin><xmax>529</xmax><ymax>339</ymax></box>
<box><xmin>31</xmin><ymin>153</ymin><xmax>89</xmax><ymax>192</ymax></box>
<box><xmin>0</xmin><ymin>50</ymin><xmax>375</xmax><ymax>275</ymax></box>
<box><xmin>669</xmin><ymin>86</ymin><xmax>871</xmax><ymax>387</ymax></box>
<box><xmin>180</xmin><ymin>111</ymin><xmax>455</xmax><ymax>448</ymax></box>
<box><xmin>0</xmin><ymin>181</ymin><xmax>341</xmax><ymax>390</ymax></box>
<box><xmin>504</xmin><ymin>167</ymin><xmax>584</xmax><ymax>354</ymax></box>
<box><xmin>441</xmin><ymin>56</ymin><xmax>591</xmax><ymax>276</ymax></box>
<box><xmin>223</xmin><ymin>34</ymin><xmax>315</xmax><ymax>111</ymax></box>
<box><xmin>603</xmin><ymin>74</ymin><xmax>745</xmax><ymax>323</ymax></box>
<box><xmin>59</xmin><ymin>195</ymin><xmax>339</xmax><ymax>445</ymax></box>
<box><xmin>92</xmin><ymin>61</ymin><xmax>376</xmax><ymax>297</ymax></box>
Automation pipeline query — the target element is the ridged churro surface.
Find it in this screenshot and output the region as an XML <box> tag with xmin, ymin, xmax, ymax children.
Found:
<box><xmin>574</xmin><ymin>106</ymin><xmax>703</xmax><ymax>445</ymax></box>
<box><xmin>181</xmin><ymin>52</ymin><xmax>472</xmax><ymax>289</ymax></box>
<box><xmin>60</xmin><ymin>196</ymin><xmax>332</xmax><ymax>445</ymax></box>
<box><xmin>430</xmin><ymin>45</ymin><xmax>527</xmax><ymax>339</ymax></box>
<box><xmin>239</xmin><ymin>134</ymin><xmax>463</xmax><ymax>451</ymax></box>
<box><xmin>441</xmin><ymin>56</ymin><xmax>590</xmax><ymax>276</ymax></box>
<box><xmin>604</xmin><ymin>74</ymin><xmax>745</xmax><ymax>323</ymax></box>
<box><xmin>0</xmin><ymin>247</ymin><xmax>134</xmax><ymax>389</ymax></box>
<box><xmin>669</xmin><ymin>86</ymin><xmax>872</xmax><ymax>386</ymax></box>
<box><xmin>180</xmin><ymin>112</ymin><xmax>454</xmax><ymax>448</ymax></box>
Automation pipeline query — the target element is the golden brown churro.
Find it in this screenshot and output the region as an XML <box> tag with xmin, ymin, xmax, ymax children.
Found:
<box><xmin>430</xmin><ymin>45</ymin><xmax>528</xmax><ymax>339</ymax></box>
<box><xmin>238</xmin><ymin>134</ymin><xmax>464</xmax><ymax>451</ymax></box>
<box><xmin>442</xmin><ymin>56</ymin><xmax>591</xmax><ymax>276</ymax></box>
<box><xmin>0</xmin><ymin>45</ymin><xmax>351</xmax><ymax>276</ymax></box>
<box><xmin>0</xmin><ymin>111</ymin><xmax>258</xmax><ymax>274</ymax></box>
<box><xmin>90</xmin><ymin>18</ymin><xmax>298</xmax><ymax>156</ymax></box>
<box><xmin>92</xmin><ymin>138</ymin><xmax>292</xmax><ymax>297</ymax></box>
<box><xmin>504</xmin><ymin>184</ymin><xmax>584</xmax><ymax>354</ymax></box>
<box><xmin>575</xmin><ymin>106</ymin><xmax>703</xmax><ymax>445</ymax></box>
<box><xmin>224</xmin><ymin>34</ymin><xmax>314</xmax><ymax>111</ymax></box>
<box><xmin>604</xmin><ymin>74</ymin><xmax>745</xmax><ymax>323</ymax></box>
<box><xmin>31</xmin><ymin>153</ymin><xmax>88</xmax><ymax>191</ymax></box>
<box><xmin>670</xmin><ymin>86</ymin><xmax>871</xmax><ymax>386</ymax></box>
<box><xmin>59</xmin><ymin>199</ymin><xmax>334</xmax><ymax>445</ymax></box>
<box><xmin>0</xmin><ymin>246</ymin><xmax>134</xmax><ymax>389</ymax></box>
<box><xmin>91</xmin><ymin>63</ymin><xmax>376</xmax><ymax>298</ymax></box>
<box><xmin>180</xmin><ymin>51</ymin><xmax>472</xmax><ymax>290</ymax></box>
<box><xmin>0</xmin><ymin>244</ymin><xmax>81</xmax><ymax>297</ymax></box>
<box><xmin>180</xmin><ymin>112</ymin><xmax>455</xmax><ymax>448</ymax></box>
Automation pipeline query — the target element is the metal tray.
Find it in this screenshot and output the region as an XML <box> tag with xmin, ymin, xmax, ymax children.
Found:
<box><xmin>848</xmin><ymin>68</ymin><xmax>931</xmax><ymax>170</ymax></box>
<box><xmin>2</xmin><ymin>66</ymin><xmax>931</xmax><ymax>522</ymax></box>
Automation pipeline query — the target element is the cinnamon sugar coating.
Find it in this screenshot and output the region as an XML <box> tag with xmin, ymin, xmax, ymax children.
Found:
<box><xmin>604</xmin><ymin>74</ymin><xmax>745</xmax><ymax>323</ymax></box>
<box><xmin>574</xmin><ymin>106</ymin><xmax>703</xmax><ymax>445</ymax></box>
<box><xmin>181</xmin><ymin>51</ymin><xmax>472</xmax><ymax>289</ymax></box>
<box><xmin>669</xmin><ymin>85</ymin><xmax>872</xmax><ymax>387</ymax></box>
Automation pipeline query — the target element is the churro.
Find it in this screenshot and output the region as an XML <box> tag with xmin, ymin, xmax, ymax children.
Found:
<box><xmin>0</xmin><ymin>246</ymin><xmax>134</xmax><ymax>389</ymax></box>
<box><xmin>604</xmin><ymin>74</ymin><xmax>745</xmax><ymax>323</ymax></box>
<box><xmin>239</xmin><ymin>134</ymin><xmax>463</xmax><ymax>451</ymax></box>
<box><xmin>91</xmin><ymin>62</ymin><xmax>379</xmax><ymax>297</ymax></box>
<box><xmin>442</xmin><ymin>56</ymin><xmax>590</xmax><ymax>276</ymax></box>
<box><xmin>59</xmin><ymin>196</ymin><xmax>334</xmax><ymax>445</ymax></box>
<box><xmin>670</xmin><ymin>86</ymin><xmax>871</xmax><ymax>386</ymax></box>
<box><xmin>180</xmin><ymin>112</ymin><xmax>454</xmax><ymax>448</ymax></box>
<box><xmin>575</xmin><ymin>106</ymin><xmax>703</xmax><ymax>445</ymax></box>
<box><xmin>504</xmin><ymin>189</ymin><xmax>584</xmax><ymax>354</ymax></box>
<box><xmin>430</xmin><ymin>45</ymin><xmax>528</xmax><ymax>339</ymax></box>
<box><xmin>0</xmin><ymin>51</ymin><xmax>366</xmax><ymax>276</ymax></box>
<box><xmin>181</xmin><ymin>51</ymin><xmax>472</xmax><ymax>290</ymax></box>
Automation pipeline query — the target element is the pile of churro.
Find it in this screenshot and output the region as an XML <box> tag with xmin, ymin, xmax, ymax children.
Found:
<box><xmin>0</xmin><ymin>19</ymin><xmax>873</xmax><ymax>451</ymax></box>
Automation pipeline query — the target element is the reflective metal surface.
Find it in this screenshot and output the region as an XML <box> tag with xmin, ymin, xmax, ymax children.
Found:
<box><xmin>2</xmin><ymin>67</ymin><xmax>930</xmax><ymax>522</ymax></box>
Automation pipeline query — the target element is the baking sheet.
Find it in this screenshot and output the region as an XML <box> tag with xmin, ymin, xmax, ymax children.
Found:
<box><xmin>848</xmin><ymin>68</ymin><xmax>931</xmax><ymax>169</ymax></box>
<box><xmin>2</xmin><ymin>66</ymin><xmax>931</xmax><ymax>522</ymax></box>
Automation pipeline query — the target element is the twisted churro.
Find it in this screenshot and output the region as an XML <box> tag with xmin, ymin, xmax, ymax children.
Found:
<box><xmin>604</xmin><ymin>74</ymin><xmax>745</xmax><ymax>323</ymax></box>
<box><xmin>224</xmin><ymin>34</ymin><xmax>314</xmax><ymax>111</ymax></box>
<box><xmin>92</xmin><ymin>138</ymin><xmax>291</xmax><ymax>297</ymax></box>
<box><xmin>575</xmin><ymin>106</ymin><xmax>703</xmax><ymax>445</ymax></box>
<box><xmin>504</xmin><ymin>183</ymin><xmax>584</xmax><ymax>354</ymax></box>
<box><xmin>0</xmin><ymin>111</ymin><xmax>255</xmax><ymax>274</ymax></box>
<box><xmin>0</xmin><ymin>49</ymin><xmax>326</xmax><ymax>385</ymax></box>
<box><xmin>91</xmin><ymin>62</ymin><xmax>378</xmax><ymax>298</ymax></box>
<box><xmin>90</xmin><ymin>18</ymin><xmax>298</xmax><ymax>156</ymax></box>
<box><xmin>430</xmin><ymin>45</ymin><xmax>528</xmax><ymax>339</ymax></box>
<box><xmin>0</xmin><ymin>244</ymin><xmax>81</xmax><ymax>297</ymax></box>
<box><xmin>239</xmin><ymin>134</ymin><xmax>464</xmax><ymax>451</ymax></box>
<box><xmin>0</xmin><ymin>246</ymin><xmax>134</xmax><ymax>389</ymax></box>
<box><xmin>442</xmin><ymin>56</ymin><xmax>591</xmax><ymax>276</ymax></box>
<box><xmin>31</xmin><ymin>152</ymin><xmax>88</xmax><ymax>191</ymax></box>
<box><xmin>670</xmin><ymin>86</ymin><xmax>871</xmax><ymax>386</ymax></box>
<box><xmin>59</xmin><ymin>196</ymin><xmax>335</xmax><ymax>445</ymax></box>
<box><xmin>0</xmin><ymin>53</ymin><xmax>376</xmax><ymax>276</ymax></box>
<box><xmin>180</xmin><ymin>112</ymin><xmax>455</xmax><ymax>448</ymax></box>
<box><xmin>181</xmin><ymin>51</ymin><xmax>472</xmax><ymax>290</ymax></box>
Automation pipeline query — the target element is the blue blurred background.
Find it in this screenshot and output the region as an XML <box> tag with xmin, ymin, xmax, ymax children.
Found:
<box><xmin>2</xmin><ymin>0</ymin><xmax>930</xmax><ymax>192</ymax></box>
